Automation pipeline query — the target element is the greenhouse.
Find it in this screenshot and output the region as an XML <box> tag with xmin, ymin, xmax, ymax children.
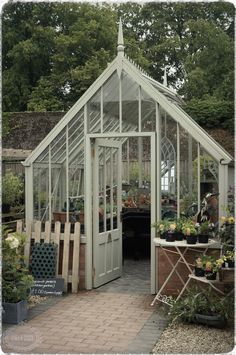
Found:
<box><xmin>23</xmin><ymin>20</ymin><xmax>234</xmax><ymax>293</ymax></box>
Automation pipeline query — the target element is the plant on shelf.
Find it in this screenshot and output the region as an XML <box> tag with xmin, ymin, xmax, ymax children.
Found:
<box><xmin>152</xmin><ymin>220</ymin><xmax>168</xmax><ymax>239</ymax></box>
<box><xmin>182</xmin><ymin>219</ymin><xmax>197</xmax><ymax>244</ymax></box>
<box><xmin>165</xmin><ymin>221</ymin><xmax>177</xmax><ymax>242</ymax></box>
<box><xmin>194</xmin><ymin>256</ymin><xmax>205</xmax><ymax>277</ymax></box>
<box><xmin>168</xmin><ymin>286</ymin><xmax>234</xmax><ymax>328</ymax></box>
<box><xmin>195</xmin><ymin>221</ymin><xmax>215</xmax><ymax>243</ymax></box>
<box><xmin>219</xmin><ymin>214</ymin><xmax>234</xmax><ymax>253</ymax></box>
<box><xmin>175</xmin><ymin>217</ymin><xmax>187</xmax><ymax>241</ymax></box>
<box><xmin>2</xmin><ymin>228</ymin><xmax>34</xmax><ymax>324</ymax></box>
<box><xmin>202</xmin><ymin>255</ymin><xmax>221</xmax><ymax>280</ymax></box>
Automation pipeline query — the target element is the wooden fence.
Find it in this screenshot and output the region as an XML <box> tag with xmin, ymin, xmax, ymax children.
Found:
<box><xmin>16</xmin><ymin>220</ymin><xmax>81</xmax><ymax>293</ymax></box>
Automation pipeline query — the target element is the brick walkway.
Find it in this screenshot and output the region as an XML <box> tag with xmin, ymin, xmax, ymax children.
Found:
<box><xmin>2</xmin><ymin>259</ymin><xmax>167</xmax><ymax>354</ymax></box>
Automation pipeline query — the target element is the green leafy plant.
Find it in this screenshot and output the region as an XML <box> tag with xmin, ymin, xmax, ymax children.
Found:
<box><xmin>2</xmin><ymin>170</ymin><xmax>24</xmax><ymax>207</ymax></box>
<box><xmin>2</xmin><ymin>228</ymin><xmax>34</xmax><ymax>303</ymax></box>
<box><xmin>152</xmin><ymin>220</ymin><xmax>168</xmax><ymax>235</ymax></box>
<box><xmin>169</xmin><ymin>286</ymin><xmax>234</xmax><ymax>325</ymax></box>
<box><xmin>182</xmin><ymin>218</ymin><xmax>197</xmax><ymax>236</ymax></box>
<box><xmin>195</xmin><ymin>220</ymin><xmax>215</xmax><ymax>235</ymax></box>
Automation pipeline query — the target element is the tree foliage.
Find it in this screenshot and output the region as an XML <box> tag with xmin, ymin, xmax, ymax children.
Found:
<box><xmin>2</xmin><ymin>2</ymin><xmax>234</xmax><ymax>130</ymax></box>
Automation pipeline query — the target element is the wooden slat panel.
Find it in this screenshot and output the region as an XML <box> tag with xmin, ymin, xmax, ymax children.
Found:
<box><xmin>24</xmin><ymin>221</ymin><xmax>32</xmax><ymax>267</ymax></box>
<box><xmin>54</xmin><ymin>222</ymin><xmax>61</xmax><ymax>277</ymax></box>
<box><xmin>72</xmin><ymin>222</ymin><xmax>80</xmax><ymax>293</ymax></box>
<box><xmin>62</xmin><ymin>222</ymin><xmax>70</xmax><ymax>291</ymax></box>
<box><xmin>16</xmin><ymin>219</ymin><xmax>23</xmax><ymax>233</ymax></box>
<box><xmin>44</xmin><ymin>221</ymin><xmax>51</xmax><ymax>243</ymax></box>
<box><xmin>34</xmin><ymin>221</ymin><xmax>42</xmax><ymax>243</ymax></box>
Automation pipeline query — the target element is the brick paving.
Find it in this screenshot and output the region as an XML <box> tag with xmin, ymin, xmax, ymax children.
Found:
<box><xmin>2</xmin><ymin>258</ymin><xmax>167</xmax><ymax>354</ymax></box>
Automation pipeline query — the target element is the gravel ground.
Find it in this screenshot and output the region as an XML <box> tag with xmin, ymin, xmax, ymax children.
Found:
<box><xmin>28</xmin><ymin>295</ymin><xmax>48</xmax><ymax>308</ymax></box>
<box><xmin>152</xmin><ymin>322</ymin><xmax>235</xmax><ymax>354</ymax></box>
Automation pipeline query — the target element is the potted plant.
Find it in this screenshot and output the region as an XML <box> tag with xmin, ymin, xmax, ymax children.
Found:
<box><xmin>2</xmin><ymin>229</ymin><xmax>34</xmax><ymax>324</ymax></box>
<box><xmin>219</xmin><ymin>215</ymin><xmax>234</xmax><ymax>253</ymax></box>
<box><xmin>152</xmin><ymin>220</ymin><xmax>168</xmax><ymax>239</ymax></box>
<box><xmin>169</xmin><ymin>286</ymin><xmax>232</xmax><ymax>328</ymax></box>
<box><xmin>175</xmin><ymin>217</ymin><xmax>186</xmax><ymax>241</ymax></box>
<box><xmin>165</xmin><ymin>222</ymin><xmax>177</xmax><ymax>242</ymax></box>
<box><xmin>194</xmin><ymin>256</ymin><xmax>205</xmax><ymax>277</ymax></box>
<box><xmin>195</xmin><ymin>221</ymin><xmax>214</xmax><ymax>243</ymax></box>
<box><xmin>202</xmin><ymin>255</ymin><xmax>221</xmax><ymax>280</ymax></box>
<box><xmin>182</xmin><ymin>219</ymin><xmax>197</xmax><ymax>244</ymax></box>
<box><xmin>222</xmin><ymin>250</ymin><xmax>235</xmax><ymax>268</ymax></box>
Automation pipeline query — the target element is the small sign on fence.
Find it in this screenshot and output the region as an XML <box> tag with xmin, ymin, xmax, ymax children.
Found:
<box><xmin>30</xmin><ymin>278</ymin><xmax>64</xmax><ymax>296</ymax></box>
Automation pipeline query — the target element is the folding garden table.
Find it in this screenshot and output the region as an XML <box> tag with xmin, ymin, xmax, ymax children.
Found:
<box><xmin>151</xmin><ymin>238</ymin><xmax>220</xmax><ymax>306</ymax></box>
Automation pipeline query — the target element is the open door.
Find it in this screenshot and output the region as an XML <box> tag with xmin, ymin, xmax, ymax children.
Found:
<box><xmin>93</xmin><ymin>138</ymin><xmax>122</xmax><ymax>288</ymax></box>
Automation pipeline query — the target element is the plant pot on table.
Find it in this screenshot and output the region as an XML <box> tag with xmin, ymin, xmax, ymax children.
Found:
<box><xmin>186</xmin><ymin>235</ymin><xmax>197</xmax><ymax>244</ymax></box>
<box><xmin>2</xmin><ymin>300</ymin><xmax>28</xmax><ymax>324</ymax></box>
<box><xmin>198</xmin><ymin>234</ymin><xmax>209</xmax><ymax>244</ymax></box>
<box><xmin>160</xmin><ymin>232</ymin><xmax>167</xmax><ymax>240</ymax></box>
<box><xmin>165</xmin><ymin>232</ymin><xmax>176</xmax><ymax>242</ymax></box>
<box><xmin>195</xmin><ymin>267</ymin><xmax>205</xmax><ymax>277</ymax></box>
<box><xmin>175</xmin><ymin>232</ymin><xmax>184</xmax><ymax>241</ymax></box>
<box><xmin>205</xmin><ymin>271</ymin><xmax>217</xmax><ymax>280</ymax></box>
<box><xmin>222</xmin><ymin>260</ymin><xmax>235</xmax><ymax>268</ymax></box>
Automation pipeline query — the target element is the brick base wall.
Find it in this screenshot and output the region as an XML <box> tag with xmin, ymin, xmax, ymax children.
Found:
<box><xmin>156</xmin><ymin>246</ymin><xmax>221</xmax><ymax>296</ymax></box>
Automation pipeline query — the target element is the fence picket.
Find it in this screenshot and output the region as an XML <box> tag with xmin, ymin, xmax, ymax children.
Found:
<box><xmin>16</xmin><ymin>219</ymin><xmax>23</xmax><ymax>233</ymax></box>
<box><xmin>24</xmin><ymin>221</ymin><xmax>32</xmax><ymax>267</ymax></box>
<box><xmin>54</xmin><ymin>222</ymin><xmax>61</xmax><ymax>276</ymax></box>
<box><xmin>62</xmin><ymin>222</ymin><xmax>70</xmax><ymax>292</ymax></box>
<box><xmin>72</xmin><ymin>222</ymin><xmax>80</xmax><ymax>293</ymax></box>
<box><xmin>22</xmin><ymin>220</ymin><xmax>80</xmax><ymax>292</ymax></box>
<box><xmin>45</xmin><ymin>221</ymin><xmax>51</xmax><ymax>243</ymax></box>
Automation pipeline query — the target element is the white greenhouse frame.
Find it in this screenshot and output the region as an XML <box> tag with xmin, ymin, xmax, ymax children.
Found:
<box><xmin>23</xmin><ymin>20</ymin><xmax>233</xmax><ymax>293</ymax></box>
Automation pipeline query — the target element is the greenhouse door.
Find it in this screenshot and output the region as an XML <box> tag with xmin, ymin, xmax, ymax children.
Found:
<box><xmin>92</xmin><ymin>139</ymin><xmax>122</xmax><ymax>288</ymax></box>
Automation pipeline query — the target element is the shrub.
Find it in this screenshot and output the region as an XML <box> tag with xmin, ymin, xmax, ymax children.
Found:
<box><xmin>2</xmin><ymin>228</ymin><xmax>34</xmax><ymax>303</ymax></box>
<box><xmin>2</xmin><ymin>170</ymin><xmax>24</xmax><ymax>207</ymax></box>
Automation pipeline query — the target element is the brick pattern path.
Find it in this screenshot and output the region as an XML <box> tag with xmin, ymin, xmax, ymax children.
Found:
<box><xmin>2</xmin><ymin>259</ymin><xmax>167</xmax><ymax>354</ymax></box>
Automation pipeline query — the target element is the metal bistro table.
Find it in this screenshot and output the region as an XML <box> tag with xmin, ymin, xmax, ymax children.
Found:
<box><xmin>151</xmin><ymin>238</ymin><xmax>220</xmax><ymax>306</ymax></box>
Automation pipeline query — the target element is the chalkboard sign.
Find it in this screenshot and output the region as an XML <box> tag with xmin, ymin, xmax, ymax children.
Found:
<box><xmin>30</xmin><ymin>278</ymin><xmax>64</xmax><ymax>296</ymax></box>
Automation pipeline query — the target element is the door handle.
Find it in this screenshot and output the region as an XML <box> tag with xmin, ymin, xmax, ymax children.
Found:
<box><xmin>107</xmin><ymin>233</ymin><xmax>112</xmax><ymax>243</ymax></box>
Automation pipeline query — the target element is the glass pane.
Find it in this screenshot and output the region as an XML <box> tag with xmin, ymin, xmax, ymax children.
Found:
<box><xmin>200</xmin><ymin>146</ymin><xmax>219</xmax><ymax>224</ymax></box>
<box><xmin>33</xmin><ymin>163</ymin><xmax>49</xmax><ymax>222</ymax></box>
<box><xmin>141</xmin><ymin>88</ymin><xmax>156</xmax><ymax>132</ymax></box>
<box><xmin>179</xmin><ymin>127</ymin><xmax>198</xmax><ymax>215</ymax></box>
<box><xmin>103</xmin><ymin>71</ymin><xmax>119</xmax><ymax>133</ymax></box>
<box><xmin>88</xmin><ymin>89</ymin><xmax>101</xmax><ymax>133</ymax></box>
<box><xmin>122</xmin><ymin>71</ymin><xmax>139</xmax><ymax>129</ymax></box>
<box><xmin>161</xmin><ymin>113</ymin><xmax>177</xmax><ymax>219</ymax></box>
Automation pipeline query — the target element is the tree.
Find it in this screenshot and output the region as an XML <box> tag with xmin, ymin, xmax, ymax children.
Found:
<box><xmin>2</xmin><ymin>1</ymin><xmax>234</xmax><ymax>133</ymax></box>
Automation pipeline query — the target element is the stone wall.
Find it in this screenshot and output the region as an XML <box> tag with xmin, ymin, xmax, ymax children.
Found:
<box><xmin>3</xmin><ymin>112</ymin><xmax>64</xmax><ymax>150</ymax></box>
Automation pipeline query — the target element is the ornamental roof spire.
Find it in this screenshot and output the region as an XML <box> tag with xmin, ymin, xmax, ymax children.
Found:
<box><xmin>117</xmin><ymin>18</ymin><xmax>124</xmax><ymax>56</ymax></box>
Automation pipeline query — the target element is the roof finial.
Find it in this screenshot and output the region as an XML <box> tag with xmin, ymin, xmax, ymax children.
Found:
<box><xmin>163</xmin><ymin>66</ymin><xmax>168</xmax><ymax>86</ymax></box>
<box><xmin>117</xmin><ymin>18</ymin><xmax>124</xmax><ymax>56</ymax></box>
